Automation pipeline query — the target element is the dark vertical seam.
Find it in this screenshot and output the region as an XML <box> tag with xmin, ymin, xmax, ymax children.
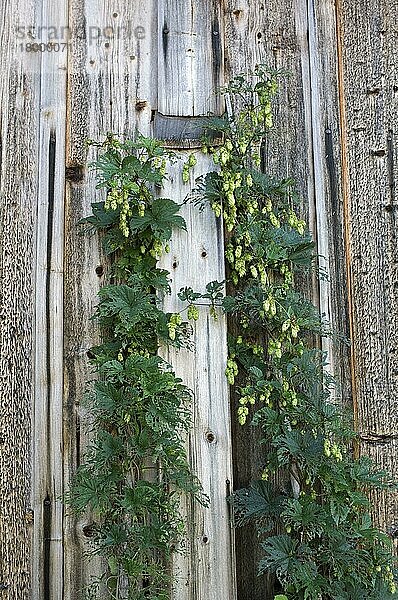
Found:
<box><xmin>44</xmin><ymin>129</ymin><xmax>56</xmax><ymax>600</ymax></box>
<box><xmin>335</xmin><ymin>0</ymin><xmax>359</xmax><ymax>446</ymax></box>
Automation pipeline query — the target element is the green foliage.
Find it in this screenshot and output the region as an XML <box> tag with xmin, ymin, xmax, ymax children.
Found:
<box><xmin>67</xmin><ymin>135</ymin><xmax>202</xmax><ymax>599</ymax></box>
<box><xmin>68</xmin><ymin>66</ymin><xmax>398</xmax><ymax>600</ymax></box>
<box><xmin>200</xmin><ymin>65</ymin><xmax>398</xmax><ymax>599</ymax></box>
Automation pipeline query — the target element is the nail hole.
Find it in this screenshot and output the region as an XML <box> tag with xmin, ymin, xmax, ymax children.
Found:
<box><xmin>172</xmin><ymin>261</ymin><xmax>178</xmax><ymax>269</ymax></box>
<box><xmin>206</xmin><ymin>431</ymin><xmax>215</xmax><ymax>443</ymax></box>
<box><xmin>201</xmin><ymin>251</ymin><xmax>207</xmax><ymax>258</ymax></box>
<box><xmin>112</xmin><ymin>12</ymin><xmax>118</xmax><ymax>17</ymax></box>
<box><xmin>371</xmin><ymin>149</ymin><xmax>386</xmax><ymax>157</ymax></box>
<box><xmin>105</xmin><ymin>42</ymin><xmax>110</xmax><ymax>48</ymax></box>
<box><xmin>65</xmin><ymin>164</ymin><xmax>85</xmax><ymax>183</ymax></box>
<box><xmin>136</xmin><ymin>100</ymin><xmax>147</xmax><ymax>111</ymax></box>
<box><xmin>202</xmin><ymin>535</ymin><xmax>209</xmax><ymax>544</ymax></box>
<box><xmin>257</xmin><ymin>32</ymin><xmax>262</xmax><ymax>39</ymax></box>
<box><xmin>82</xmin><ymin>524</ymin><xmax>96</xmax><ymax>538</ymax></box>
<box><xmin>95</xmin><ymin>265</ymin><xmax>104</xmax><ymax>277</ymax></box>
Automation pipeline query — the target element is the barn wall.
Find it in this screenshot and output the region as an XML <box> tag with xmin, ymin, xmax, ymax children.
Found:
<box><xmin>0</xmin><ymin>1</ymin><xmax>397</xmax><ymax>599</ymax></box>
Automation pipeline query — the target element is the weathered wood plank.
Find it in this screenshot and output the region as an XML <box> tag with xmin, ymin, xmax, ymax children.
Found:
<box><xmin>0</xmin><ymin>1</ymin><xmax>40</xmax><ymax>598</ymax></box>
<box><xmin>223</xmin><ymin>1</ymin><xmax>350</xmax><ymax>597</ymax></box>
<box><xmin>63</xmin><ymin>1</ymin><xmax>157</xmax><ymax>597</ymax></box>
<box><xmin>224</xmin><ymin>3</ymin><xmax>313</xmax><ymax>597</ymax></box>
<box><xmin>310</xmin><ymin>0</ymin><xmax>351</xmax><ymax>408</ymax></box>
<box><xmin>30</xmin><ymin>2</ymin><xmax>68</xmax><ymax>598</ymax></box>
<box><xmin>158</xmin><ymin>0</ymin><xmax>224</xmax><ymax>116</ymax></box>
<box><xmin>337</xmin><ymin>0</ymin><xmax>398</xmax><ymax>537</ymax></box>
<box><xmin>157</xmin><ymin>2</ymin><xmax>235</xmax><ymax>598</ymax></box>
<box><xmin>159</xmin><ymin>156</ymin><xmax>235</xmax><ymax>600</ymax></box>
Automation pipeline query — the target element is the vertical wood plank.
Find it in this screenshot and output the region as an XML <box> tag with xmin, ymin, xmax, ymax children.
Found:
<box><xmin>31</xmin><ymin>1</ymin><xmax>68</xmax><ymax>598</ymax></box>
<box><xmin>63</xmin><ymin>1</ymin><xmax>157</xmax><ymax>597</ymax></box>
<box><xmin>159</xmin><ymin>157</ymin><xmax>236</xmax><ymax>600</ymax></box>
<box><xmin>337</xmin><ymin>0</ymin><xmax>398</xmax><ymax>535</ymax></box>
<box><xmin>157</xmin><ymin>2</ymin><xmax>235</xmax><ymax>598</ymax></box>
<box><xmin>224</xmin><ymin>3</ymin><xmax>315</xmax><ymax>597</ymax></box>
<box><xmin>309</xmin><ymin>0</ymin><xmax>351</xmax><ymax>407</ymax></box>
<box><xmin>158</xmin><ymin>0</ymin><xmax>223</xmax><ymax>116</ymax></box>
<box><xmin>223</xmin><ymin>1</ymin><xmax>350</xmax><ymax>597</ymax></box>
<box><xmin>0</xmin><ymin>0</ymin><xmax>41</xmax><ymax>598</ymax></box>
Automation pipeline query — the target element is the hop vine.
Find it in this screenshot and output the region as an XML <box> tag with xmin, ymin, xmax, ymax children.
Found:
<box><xmin>199</xmin><ymin>65</ymin><xmax>398</xmax><ymax>600</ymax></box>
<box><xmin>66</xmin><ymin>134</ymin><xmax>204</xmax><ymax>600</ymax></box>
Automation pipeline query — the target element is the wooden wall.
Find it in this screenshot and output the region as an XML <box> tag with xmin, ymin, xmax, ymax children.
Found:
<box><xmin>0</xmin><ymin>1</ymin><xmax>397</xmax><ymax>599</ymax></box>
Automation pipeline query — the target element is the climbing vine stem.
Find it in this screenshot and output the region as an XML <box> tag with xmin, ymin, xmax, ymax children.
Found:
<box><xmin>199</xmin><ymin>65</ymin><xmax>398</xmax><ymax>600</ymax></box>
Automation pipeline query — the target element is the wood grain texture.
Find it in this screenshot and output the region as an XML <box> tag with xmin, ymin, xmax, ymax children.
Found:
<box><xmin>224</xmin><ymin>3</ymin><xmax>315</xmax><ymax>597</ymax></box>
<box><xmin>159</xmin><ymin>156</ymin><xmax>236</xmax><ymax>600</ymax></box>
<box><xmin>158</xmin><ymin>0</ymin><xmax>224</xmax><ymax>116</ymax></box>
<box><xmin>310</xmin><ymin>0</ymin><xmax>351</xmax><ymax>407</ymax></box>
<box><xmin>31</xmin><ymin>1</ymin><xmax>68</xmax><ymax>598</ymax></box>
<box><xmin>224</xmin><ymin>1</ymin><xmax>350</xmax><ymax>597</ymax></box>
<box><xmin>1</xmin><ymin>1</ymin><xmax>397</xmax><ymax>599</ymax></box>
<box><xmin>157</xmin><ymin>3</ymin><xmax>235</xmax><ymax>598</ymax></box>
<box><xmin>225</xmin><ymin>0</ymin><xmax>312</xmax><ymax>600</ymax></box>
<box><xmin>63</xmin><ymin>1</ymin><xmax>157</xmax><ymax>597</ymax></box>
<box><xmin>337</xmin><ymin>0</ymin><xmax>398</xmax><ymax>536</ymax></box>
<box><xmin>0</xmin><ymin>0</ymin><xmax>39</xmax><ymax>597</ymax></box>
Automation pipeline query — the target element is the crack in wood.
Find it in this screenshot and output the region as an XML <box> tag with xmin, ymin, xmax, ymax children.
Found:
<box><xmin>43</xmin><ymin>131</ymin><xmax>56</xmax><ymax>600</ymax></box>
<box><xmin>152</xmin><ymin>112</ymin><xmax>222</xmax><ymax>148</ymax></box>
<box><xmin>387</xmin><ymin>130</ymin><xmax>395</xmax><ymax>207</ymax></box>
<box><xmin>43</xmin><ymin>495</ymin><xmax>52</xmax><ymax>600</ymax></box>
<box><xmin>359</xmin><ymin>432</ymin><xmax>398</xmax><ymax>444</ymax></box>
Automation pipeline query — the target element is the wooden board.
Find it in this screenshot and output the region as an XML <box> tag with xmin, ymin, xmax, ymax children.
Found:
<box><xmin>223</xmin><ymin>1</ymin><xmax>351</xmax><ymax>597</ymax></box>
<box><xmin>337</xmin><ymin>0</ymin><xmax>398</xmax><ymax>536</ymax></box>
<box><xmin>158</xmin><ymin>0</ymin><xmax>223</xmax><ymax>116</ymax></box>
<box><xmin>1</xmin><ymin>1</ymin><xmax>398</xmax><ymax>598</ymax></box>
<box><xmin>157</xmin><ymin>2</ymin><xmax>235</xmax><ymax>598</ymax></box>
<box><xmin>63</xmin><ymin>1</ymin><xmax>157</xmax><ymax>597</ymax></box>
<box><xmin>0</xmin><ymin>0</ymin><xmax>42</xmax><ymax>597</ymax></box>
<box><xmin>159</xmin><ymin>156</ymin><xmax>236</xmax><ymax>600</ymax></box>
<box><xmin>30</xmin><ymin>1</ymin><xmax>68</xmax><ymax>598</ymax></box>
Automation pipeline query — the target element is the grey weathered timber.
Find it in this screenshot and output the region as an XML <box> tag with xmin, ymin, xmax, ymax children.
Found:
<box><xmin>337</xmin><ymin>0</ymin><xmax>398</xmax><ymax>540</ymax></box>
<box><xmin>157</xmin><ymin>2</ymin><xmax>236</xmax><ymax>599</ymax></box>
<box><xmin>0</xmin><ymin>0</ymin><xmax>42</xmax><ymax>597</ymax></box>
<box><xmin>224</xmin><ymin>1</ymin><xmax>351</xmax><ymax>597</ymax></box>
<box><xmin>31</xmin><ymin>0</ymin><xmax>68</xmax><ymax>598</ymax></box>
<box><xmin>1</xmin><ymin>0</ymin><xmax>398</xmax><ymax>598</ymax></box>
<box><xmin>63</xmin><ymin>1</ymin><xmax>157</xmax><ymax>597</ymax></box>
<box><xmin>158</xmin><ymin>0</ymin><xmax>223</xmax><ymax>116</ymax></box>
<box><xmin>309</xmin><ymin>0</ymin><xmax>351</xmax><ymax>408</ymax></box>
<box><xmin>159</xmin><ymin>157</ymin><xmax>236</xmax><ymax>600</ymax></box>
